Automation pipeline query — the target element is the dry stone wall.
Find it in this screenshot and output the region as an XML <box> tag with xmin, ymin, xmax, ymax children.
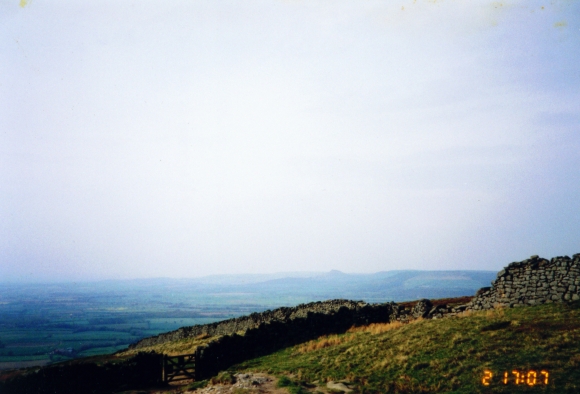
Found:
<box><xmin>129</xmin><ymin>299</ymin><xmax>394</xmax><ymax>350</ymax></box>
<box><xmin>388</xmin><ymin>298</ymin><xmax>470</xmax><ymax>321</ymax></box>
<box><xmin>467</xmin><ymin>254</ymin><xmax>580</xmax><ymax>310</ymax></box>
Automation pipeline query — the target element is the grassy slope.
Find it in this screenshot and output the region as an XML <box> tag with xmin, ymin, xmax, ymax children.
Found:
<box><xmin>229</xmin><ymin>302</ymin><xmax>580</xmax><ymax>393</ymax></box>
<box><xmin>119</xmin><ymin>334</ymin><xmax>216</xmax><ymax>357</ymax></box>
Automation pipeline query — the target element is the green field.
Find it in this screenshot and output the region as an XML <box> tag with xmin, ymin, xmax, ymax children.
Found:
<box><xmin>0</xmin><ymin>317</ymin><xmax>223</xmax><ymax>368</ymax></box>
<box><xmin>0</xmin><ymin>282</ymin><xmax>255</xmax><ymax>369</ymax></box>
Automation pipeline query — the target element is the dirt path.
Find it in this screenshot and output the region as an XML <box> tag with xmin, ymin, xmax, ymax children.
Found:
<box><xmin>134</xmin><ymin>372</ymin><xmax>349</xmax><ymax>394</ymax></box>
<box><xmin>183</xmin><ymin>373</ymin><xmax>291</xmax><ymax>394</ymax></box>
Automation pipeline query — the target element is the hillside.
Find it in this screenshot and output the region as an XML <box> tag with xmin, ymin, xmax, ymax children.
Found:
<box><xmin>117</xmin><ymin>300</ymin><xmax>580</xmax><ymax>393</ymax></box>
<box><xmin>230</xmin><ymin>301</ymin><xmax>580</xmax><ymax>393</ymax></box>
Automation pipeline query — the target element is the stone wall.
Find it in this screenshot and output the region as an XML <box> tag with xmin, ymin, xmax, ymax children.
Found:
<box><xmin>129</xmin><ymin>299</ymin><xmax>394</xmax><ymax>350</ymax></box>
<box><xmin>194</xmin><ymin>302</ymin><xmax>391</xmax><ymax>378</ymax></box>
<box><xmin>388</xmin><ymin>298</ymin><xmax>470</xmax><ymax>321</ymax></box>
<box><xmin>467</xmin><ymin>254</ymin><xmax>580</xmax><ymax>310</ymax></box>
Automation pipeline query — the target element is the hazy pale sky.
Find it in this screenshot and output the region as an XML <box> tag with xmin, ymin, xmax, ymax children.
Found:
<box><xmin>1</xmin><ymin>0</ymin><xmax>579</xmax><ymax>282</ymax></box>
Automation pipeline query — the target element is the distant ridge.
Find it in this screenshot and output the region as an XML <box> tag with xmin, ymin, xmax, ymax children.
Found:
<box><xmin>1</xmin><ymin>270</ymin><xmax>496</xmax><ymax>304</ymax></box>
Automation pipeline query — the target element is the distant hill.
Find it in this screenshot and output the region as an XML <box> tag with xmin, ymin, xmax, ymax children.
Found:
<box><xmin>181</xmin><ymin>269</ymin><xmax>497</xmax><ymax>303</ymax></box>
<box><xmin>1</xmin><ymin>270</ymin><xmax>496</xmax><ymax>305</ymax></box>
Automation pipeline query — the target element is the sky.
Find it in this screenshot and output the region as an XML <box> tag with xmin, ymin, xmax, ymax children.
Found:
<box><xmin>1</xmin><ymin>0</ymin><xmax>579</xmax><ymax>282</ymax></box>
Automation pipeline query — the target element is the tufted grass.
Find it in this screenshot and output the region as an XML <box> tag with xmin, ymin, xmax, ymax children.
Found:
<box><xmin>233</xmin><ymin>302</ymin><xmax>580</xmax><ymax>393</ymax></box>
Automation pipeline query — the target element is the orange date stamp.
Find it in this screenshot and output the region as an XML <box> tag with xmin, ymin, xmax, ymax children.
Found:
<box><xmin>482</xmin><ymin>369</ymin><xmax>549</xmax><ymax>386</ymax></box>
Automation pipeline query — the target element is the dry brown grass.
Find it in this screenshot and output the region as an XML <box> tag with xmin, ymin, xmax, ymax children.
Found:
<box><xmin>297</xmin><ymin>319</ymin><xmax>417</xmax><ymax>354</ymax></box>
<box><xmin>118</xmin><ymin>334</ymin><xmax>218</xmax><ymax>357</ymax></box>
<box><xmin>347</xmin><ymin>321</ymin><xmax>405</xmax><ymax>335</ymax></box>
<box><xmin>486</xmin><ymin>305</ymin><xmax>506</xmax><ymax>318</ymax></box>
<box><xmin>295</xmin><ymin>334</ymin><xmax>356</xmax><ymax>354</ymax></box>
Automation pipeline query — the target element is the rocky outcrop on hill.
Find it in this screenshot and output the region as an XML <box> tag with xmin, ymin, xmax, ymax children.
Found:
<box><xmin>467</xmin><ymin>254</ymin><xmax>580</xmax><ymax>310</ymax></box>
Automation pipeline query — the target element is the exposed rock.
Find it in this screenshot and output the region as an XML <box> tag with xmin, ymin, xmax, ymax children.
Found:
<box><xmin>411</xmin><ymin>299</ymin><xmax>432</xmax><ymax>318</ymax></box>
<box><xmin>327</xmin><ymin>380</ymin><xmax>354</xmax><ymax>393</ymax></box>
<box><xmin>184</xmin><ymin>372</ymin><xmax>282</xmax><ymax>393</ymax></box>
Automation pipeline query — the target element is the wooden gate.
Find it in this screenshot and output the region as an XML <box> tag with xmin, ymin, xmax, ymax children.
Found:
<box><xmin>163</xmin><ymin>352</ymin><xmax>197</xmax><ymax>383</ymax></box>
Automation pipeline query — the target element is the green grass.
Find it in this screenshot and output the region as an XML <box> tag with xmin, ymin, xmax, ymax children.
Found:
<box><xmin>0</xmin><ymin>307</ymin><xmax>243</xmax><ymax>366</ymax></box>
<box><xmin>277</xmin><ymin>375</ymin><xmax>311</xmax><ymax>394</ymax></box>
<box><xmin>232</xmin><ymin>302</ymin><xmax>580</xmax><ymax>393</ymax></box>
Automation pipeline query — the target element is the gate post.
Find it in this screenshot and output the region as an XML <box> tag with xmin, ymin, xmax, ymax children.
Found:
<box><xmin>195</xmin><ymin>348</ymin><xmax>199</xmax><ymax>380</ymax></box>
<box><xmin>195</xmin><ymin>348</ymin><xmax>201</xmax><ymax>380</ymax></box>
<box><xmin>162</xmin><ymin>354</ymin><xmax>167</xmax><ymax>383</ymax></box>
